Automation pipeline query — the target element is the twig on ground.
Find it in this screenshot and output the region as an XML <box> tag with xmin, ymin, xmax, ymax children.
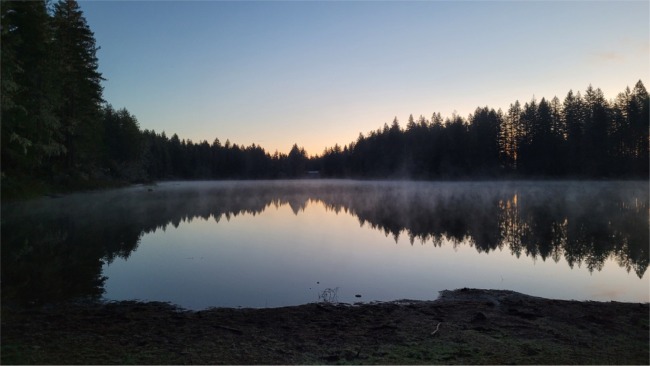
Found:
<box><xmin>431</xmin><ymin>322</ymin><xmax>441</xmax><ymax>336</ymax></box>
<box><xmin>214</xmin><ymin>324</ymin><xmax>243</xmax><ymax>334</ymax></box>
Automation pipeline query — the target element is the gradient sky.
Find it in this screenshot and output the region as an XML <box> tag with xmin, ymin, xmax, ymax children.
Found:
<box><xmin>80</xmin><ymin>1</ymin><xmax>649</xmax><ymax>156</ymax></box>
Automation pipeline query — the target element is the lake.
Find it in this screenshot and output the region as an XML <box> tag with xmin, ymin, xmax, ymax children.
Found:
<box><xmin>2</xmin><ymin>180</ymin><xmax>648</xmax><ymax>310</ymax></box>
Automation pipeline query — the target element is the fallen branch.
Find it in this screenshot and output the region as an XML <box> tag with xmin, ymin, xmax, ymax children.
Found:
<box><xmin>431</xmin><ymin>322</ymin><xmax>441</xmax><ymax>336</ymax></box>
<box><xmin>214</xmin><ymin>324</ymin><xmax>243</xmax><ymax>334</ymax></box>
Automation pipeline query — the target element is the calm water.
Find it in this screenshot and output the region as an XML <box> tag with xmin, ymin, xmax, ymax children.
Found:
<box><xmin>2</xmin><ymin>180</ymin><xmax>648</xmax><ymax>309</ymax></box>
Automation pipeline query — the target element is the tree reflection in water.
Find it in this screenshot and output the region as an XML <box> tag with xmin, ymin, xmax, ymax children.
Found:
<box><xmin>2</xmin><ymin>180</ymin><xmax>647</xmax><ymax>306</ymax></box>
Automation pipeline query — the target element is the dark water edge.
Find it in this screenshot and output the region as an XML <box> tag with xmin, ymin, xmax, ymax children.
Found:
<box><xmin>2</xmin><ymin>288</ymin><xmax>648</xmax><ymax>365</ymax></box>
<box><xmin>0</xmin><ymin>174</ymin><xmax>138</xmax><ymax>201</ymax></box>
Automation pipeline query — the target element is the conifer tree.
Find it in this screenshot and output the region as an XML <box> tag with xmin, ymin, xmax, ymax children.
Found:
<box><xmin>563</xmin><ymin>90</ymin><xmax>585</xmax><ymax>175</ymax></box>
<box><xmin>582</xmin><ymin>85</ymin><xmax>610</xmax><ymax>176</ymax></box>
<box><xmin>1</xmin><ymin>0</ymin><xmax>64</xmax><ymax>176</ymax></box>
<box><xmin>500</xmin><ymin>101</ymin><xmax>522</xmax><ymax>171</ymax></box>
<box><xmin>51</xmin><ymin>0</ymin><xmax>104</xmax><ymax>173</ymax></box>
<box><xmin>630</xmin><ymin>80</ymin><xmax>649</xmax><ymax>175</ymax></box>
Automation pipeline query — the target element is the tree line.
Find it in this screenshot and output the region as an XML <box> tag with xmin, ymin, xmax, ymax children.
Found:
<box><xmin>138</xmin><ymin>80</ymin><xmax>648</xmax><ymax>180</ymax></box>
<box><xmin>2</xmin><ymin>0</ymin><xmax>648</xmax><ymax>196</ymax></box>
<box><xmin>318</xmin><ymin>82</ymin><xmax>648</xmax><ymax>179</ymax></box>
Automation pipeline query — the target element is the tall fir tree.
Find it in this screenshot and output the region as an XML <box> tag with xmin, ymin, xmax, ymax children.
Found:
<box><xmin>468</xmin><ymin>107</ymin><xmax>502</xmax><ymax>175</ymax></box>
<box><xmin>563</xmin><ymin>90</ymin><xmax>585</xmax><ymax>176</ymax></box>
<box><xmin>500</xmin><ymin>101</ymin><xmax>522</xmax><ymax>171</ymax></box>
<box><xmin>582</xmin><ymin>85</ymin><xmax>610</xmax><ymax>176</ymax></box>
<box><xmin>1</xmin><ymin>0</ymin><xmax>65</xmax><ymax>177</ymax></box>
<box><xmin>630</xmin><ymin>80</ymin><xmax>649</xmax><ymax>175</ymax></box>
<box><xmin>51</xmin><ymin>0</ymin><xmax>104</xmax><ymax>174</ymax></box>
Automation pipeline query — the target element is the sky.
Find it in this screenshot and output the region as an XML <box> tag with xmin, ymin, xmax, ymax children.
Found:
<box><xmin>80</xmin><ymin>1</ymin><xmax>649</xmax><ymax>156</ymax></box>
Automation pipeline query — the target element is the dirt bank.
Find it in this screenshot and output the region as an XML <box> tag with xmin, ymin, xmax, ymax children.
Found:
<box><xmin>2</xmin><ymin>288</ymin><xmax>648</xmax><ymax>364</ymax></box>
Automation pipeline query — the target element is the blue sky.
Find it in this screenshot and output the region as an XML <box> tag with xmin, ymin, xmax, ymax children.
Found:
<box><xmin>80</xmin><ymin>1</ymin><xmax>649</xmax><ymax>156</ymax></box>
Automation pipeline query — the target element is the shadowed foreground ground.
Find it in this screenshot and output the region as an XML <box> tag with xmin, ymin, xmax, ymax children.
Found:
<box><xmin>2</xmin><ymin>289</ymin><xmax>648</xmax><ymax>364</ymax></box>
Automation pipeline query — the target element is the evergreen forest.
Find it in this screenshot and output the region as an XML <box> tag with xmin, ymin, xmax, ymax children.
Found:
<box><xmin>2</xmin><ymin>0</ymin><xmax>648</xmax><ymax>197</ymax></box>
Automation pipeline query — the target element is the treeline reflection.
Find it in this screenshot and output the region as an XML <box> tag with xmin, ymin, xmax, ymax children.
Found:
<box><xmin>2</xmin><ymin>181</ymin><xmax>647</xmax><ymax>306</ymax></box>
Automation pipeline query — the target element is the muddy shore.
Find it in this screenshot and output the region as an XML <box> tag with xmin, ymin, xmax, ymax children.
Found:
<box><xmin>2</xmin><ymin>288</ymin><xmax>648</xmax><ymax>364</ymax></box>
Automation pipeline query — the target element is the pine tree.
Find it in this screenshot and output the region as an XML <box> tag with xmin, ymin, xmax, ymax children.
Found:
<box><xmin>563</xmin><ymin>90</ymin><xmax>585</xmax><ymax>176</ymax></box>
<box><xmin>630</xmin><ymin>80</ymin><xmax>649</xmax><ymax>175</ymax></box>
<box><xmin>530</xmin><ymin>98</ymin><xmax>554</xmax><ymax>175</ymax></box>
<box><xmin>51</xmin><ymin>0</ymin><xmax>104</xmax><ymax>174</ymax></box>
<box><xmin>517</xmin><ymin>99</ymin><xmax>538</xmax><ymax>173</ymax></box>
<box><xmin>582</xmin><ymin>85</ymin><xmax>610</xmax><ymax>176</ymax></box>
<box><xmin>102</xmin><ymin>105</ymin><xmax>143</xmax><ymax>179</ymax></box>
<box><xmin>287</xmin><ymin>144</ymin><xmax>307</xmax><ymax>177</ymax></box>
<box><xmin>1</xmin><ymin>0</ymin><xmax>65</xmax><ymax>176</ymax></box>
<box><xmin>500</xmin><ymin>101</ymin><xmax>522</xmax><ymax>171</ymax></box>
<box><xmin>468</xmin><ymin>107</ymin><xmax>501</xmax><ymax>175</ymax></box>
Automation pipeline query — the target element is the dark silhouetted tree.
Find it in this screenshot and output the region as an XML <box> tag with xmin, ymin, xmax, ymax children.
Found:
<box><xmin>102</xmin><ymin>105</ymin><xmax>143</xmax><ymax>180</ymax></box>
<box><xmin>500</xmin><ymin>101</ymin><xmax>522</xmax><ymax>171</ymax></box>
<box><xmin>1</xmin><ymin>0</ymin><xmax>65</xmax><ymax>177</ymax></box>
<box><xmin>582</xmin><ymin>85</ymin><xmax>610</xmax><ymax>176</ymax></box>
<box><xmin>563</xmin><ymin>90</ymin><xmax>585</xmax><ymax>176</ymax></box>
<box><xmin>286</xmin><ymin>144</ymin><xmax>308</xmax><ymax>177</ymax></box>
<box><xmin>468</xmin><ymin>107</ymin><xmax>502</xmax><ymax>175</ymax></box>
<box><xmin>51</xmin><ymin>0</ymin><xmax>104</xmax><ymax>174</ymax></box>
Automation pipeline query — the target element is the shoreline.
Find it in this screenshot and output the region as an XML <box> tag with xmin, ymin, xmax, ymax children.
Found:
<box><xmin>2</xmin><ymin>288</ymin><xmax>648</xmax><ymax>364</ymax></box>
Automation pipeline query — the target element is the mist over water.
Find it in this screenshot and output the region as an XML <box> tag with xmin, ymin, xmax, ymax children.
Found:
<box><xmin>2</xmin><ymin>180</ymin><xmax>648</xmax><ymax>309</ymax></box>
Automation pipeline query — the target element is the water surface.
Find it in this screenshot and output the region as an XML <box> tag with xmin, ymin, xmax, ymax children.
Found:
<box><xmin>2</xmin><ymin>180</ymin><xmax>648</xmax><ymax>309</ymax></box>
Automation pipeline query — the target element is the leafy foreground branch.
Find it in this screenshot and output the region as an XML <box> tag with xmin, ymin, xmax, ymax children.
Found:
<box><xmin>2</xmin><ymin>289</ymin><xmax>648</xmax><ymax>365</ymax></box>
